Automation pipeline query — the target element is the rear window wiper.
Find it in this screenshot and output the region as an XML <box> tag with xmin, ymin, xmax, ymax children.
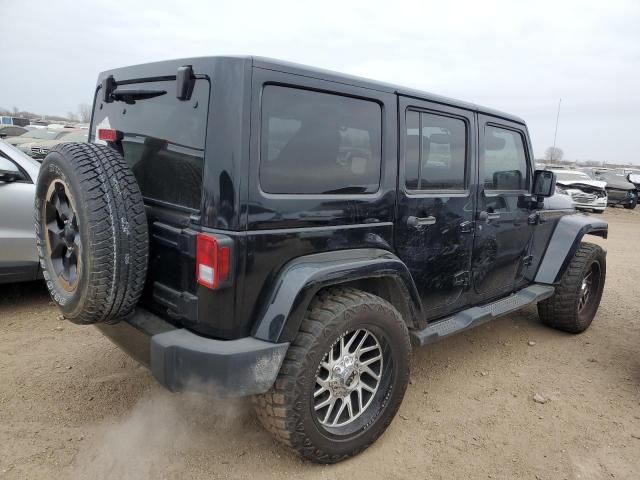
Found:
<box><xmin>110</xmin><ymin>88</ymin><xmax>167</xmax><ymax>104</ymax></box>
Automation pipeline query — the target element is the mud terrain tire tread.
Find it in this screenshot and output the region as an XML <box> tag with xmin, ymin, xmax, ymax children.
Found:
<box><xmin>253</xmin><ymin>287</ymin><xmax>411</xmax><ymax>464</ymax></box>
<box><xmin>537</xmin><ymin>242</ymin><xmax>605</xmax><ymax>333</ymax></box>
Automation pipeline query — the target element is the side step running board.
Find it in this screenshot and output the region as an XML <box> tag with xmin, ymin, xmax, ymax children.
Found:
<box><xmin>410</xmin><ymin>284</ymin><xmax>555</xmax><ymax>346</ymax></box>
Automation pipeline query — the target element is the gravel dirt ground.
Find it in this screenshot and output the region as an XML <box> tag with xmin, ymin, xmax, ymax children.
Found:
<box><xmin>1</xmin><ymin>208</ymin><xmax>639</xmax><ymax>480</ymax></box>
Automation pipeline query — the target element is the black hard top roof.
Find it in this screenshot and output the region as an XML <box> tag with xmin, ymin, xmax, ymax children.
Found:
<box><xmin>99</xmin><ymin>55</ymin><xmax>526</xmax><ymax>125</ymax></box>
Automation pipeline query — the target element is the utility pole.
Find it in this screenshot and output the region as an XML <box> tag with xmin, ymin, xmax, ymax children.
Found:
<box><xmin>552</xmin><ymin>98</ymin><xmax>562</xmax><ymax>161</ymax></box>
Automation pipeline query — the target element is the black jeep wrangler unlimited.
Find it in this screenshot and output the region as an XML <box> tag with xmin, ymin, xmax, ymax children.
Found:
<box><xmin>35</xmin><ymin>56</ymin><xmax>608</xmax><ymax>463</ymax></box>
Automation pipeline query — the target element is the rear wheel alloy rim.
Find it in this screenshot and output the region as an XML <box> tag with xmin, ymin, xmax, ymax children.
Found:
<box><xmin>578</xmin><ymin>266</ymin><xmax>594</xmax><ymax>312</ymax></box>
<box><xmin>44</xmin><ymin>180</ymin><xmax>82</xmax><ymax>292</ymax></box>
<box><xmin>313</xmin><ymin>329</ymin><xmax>383</xmax><ymax>428</ymax></box>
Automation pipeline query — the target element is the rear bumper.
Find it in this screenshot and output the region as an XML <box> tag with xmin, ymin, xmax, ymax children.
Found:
<box><xmin>96</xmin><ymin>308</ymin><xmax>289</xmax><ymax>396</ymax></box>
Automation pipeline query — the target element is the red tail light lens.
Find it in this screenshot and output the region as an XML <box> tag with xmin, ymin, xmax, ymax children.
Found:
<box><xmin>97</xmin><ymin>128</ymin><xmax>121</xmax><ymax>142</ymax></box>
<box><xmin>218</xmin><ymin>245</ymin><xmax>231</xmax><ymax>283</ymax></box>
<box><xmin>196</xmin><ymin>233</ymin><xmax>231</xmax><ymax>290</ymax></box>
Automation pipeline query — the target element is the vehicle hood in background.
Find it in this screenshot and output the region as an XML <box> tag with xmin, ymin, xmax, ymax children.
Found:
<box><xmin>600</xmin><ymin>176</ymin><xmax>636</xmax><ymax>190</ymax></box>
<box><xmin>6</xmin><ymin>137</ymin><xmax>49</xmax><ymax>147</ymax></box>
<box><xmin>556</xmin><ymin>179</ymin><xmax>607</xmax><ymax>191</ymax></box>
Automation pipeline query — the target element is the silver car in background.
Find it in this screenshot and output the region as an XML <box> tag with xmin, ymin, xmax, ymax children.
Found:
<box><xmin>0</xmin><ymin>140</ymin><xmax>40</xmax><ymax>283</ymax></box>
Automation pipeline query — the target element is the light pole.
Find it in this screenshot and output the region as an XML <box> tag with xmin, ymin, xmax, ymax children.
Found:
<box><xmin>552</xmin><ymin>98</ymin><xmax>562</xmax><ymax>161</ymax></box>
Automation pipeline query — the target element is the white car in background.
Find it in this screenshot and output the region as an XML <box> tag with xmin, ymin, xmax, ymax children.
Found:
<box><xmin>0</xmin><ymin>140</ymin><xmax>40</xmax><ymax>283</ymax></box>
<box><xmin>551</xmin><ymin>169</ymin><xmax>608</xmax><ymax>213</ymax></box>
<box><xmin>18</xmin><ymin>129</ymin><xmax>88</xmax><ymax>160</ymax></box>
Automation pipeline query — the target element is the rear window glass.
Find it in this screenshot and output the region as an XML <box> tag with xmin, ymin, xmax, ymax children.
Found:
<box><xmin>260</xmin><ymin>85</ymin><xmax>382</xmax><ymax>194</ymax></box>
<box><xmin>92</xmin><ymin>79</ymin><xmax>209</xmax><ymax>210</ymax></box>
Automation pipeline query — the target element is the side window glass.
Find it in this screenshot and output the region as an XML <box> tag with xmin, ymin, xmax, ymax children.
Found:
<box><xmin>405</xmin><ymin>110</ymin><xmax>467</xmax><ymax>191</ymax></box>
<box><xmin>483</xmin><ymin>125</ymin><xmax>529</xmax><ymax>190</ymax></box>
<box><xmin>260</xmin><ymin>86</ymin><xmax>382</xmax><ymax>195</ymax></box>
<box><xmin>0</xmin><ymin>153</ymin><xmax>19</xmax><ymax>172</ymax></box>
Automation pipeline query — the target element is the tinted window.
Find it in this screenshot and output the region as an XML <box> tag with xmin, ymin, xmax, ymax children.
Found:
<box><xmin>260</xmin><ymin>86</ymin><xmax>381</xmax><ymax>194</ymax></box>
<box><xmin>483</xmin><ymin>125</ymin><xmax>528</xmax><ymax>190</ymax></box>
<box><xmin>405</xmin><ymin>110</ymin><xmax>466</xmax><ymax>190</ymax></box>
<box><xmin>92</xmin><ymin>79</ymin><xmax>209</xmax><ymax>210</ymax></box>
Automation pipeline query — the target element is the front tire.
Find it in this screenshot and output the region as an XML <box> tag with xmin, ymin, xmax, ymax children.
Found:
<box><xmin>537</xmin><ymin>242</ymin><xmax>606</xmax><ymax>333</ymax></box>
<box><xmin>253</xmin><ymin>287</ymin><xmax>411</xmax><ymax>463</ymax></box>
<box><xmin>623</xmin><ymin>196</ymin><xmax>637</xmax><ymax>209</ymax></box>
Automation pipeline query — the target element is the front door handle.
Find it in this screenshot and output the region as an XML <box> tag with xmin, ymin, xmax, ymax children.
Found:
<box><xmin>478</xmin><ymin>211</ymin><xmax>500</xmax><ymax>223</ymax></box>
<box><xmin>407</xmin><ymin>215</ymin><xmax>436</xmax><ymax>227</ymax></box>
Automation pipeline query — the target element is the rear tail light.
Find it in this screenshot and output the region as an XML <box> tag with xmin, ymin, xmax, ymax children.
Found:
<box><xmin>196</xmin><ymin>233</ymin><xmax>232</xmax><ymax>290</ymax></box>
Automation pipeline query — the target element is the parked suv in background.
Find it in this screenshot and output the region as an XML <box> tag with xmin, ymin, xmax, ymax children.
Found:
<box><xmin>580</xmin><ymin>167</ymin><xmax>637</xmax><ymax>209</ymax></box>
<box><xmin>35</xmin><ymin>57</ymin><xmax>608</xmax><ymax>463</ymax></box>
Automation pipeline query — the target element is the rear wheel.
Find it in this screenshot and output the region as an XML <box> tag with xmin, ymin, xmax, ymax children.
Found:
<box><xmin>253</xmin><ymin>287</ymin><xmax>411</xmax><ymax>463</ymax></box>
<box><xmin>538</xmin><ymin>242</ymin><xmax>606</xmax><ymax>333</ymax></box>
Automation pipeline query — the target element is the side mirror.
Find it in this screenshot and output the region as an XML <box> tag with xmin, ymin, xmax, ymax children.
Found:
<box><xmin>532</xmin><ymin>170</ymin><xmax>556</xmax><ymax>198</ymax></box>
<box><xmin>0</xmin><ymin>169</ymin><xmax>23</xmax><ymax>183</ymax></box>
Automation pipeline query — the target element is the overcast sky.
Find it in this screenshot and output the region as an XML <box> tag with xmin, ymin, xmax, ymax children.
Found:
<box><xmin>1</xmin><ymin>0</ymin><xmax>638</xmax><ymax>163</ymax></box>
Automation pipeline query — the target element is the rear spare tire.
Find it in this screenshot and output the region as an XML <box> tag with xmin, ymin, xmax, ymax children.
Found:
<box><xmin>35</xmin><ymin>143</ymin><xmax>148</xmax><ymax>324</ymax></box>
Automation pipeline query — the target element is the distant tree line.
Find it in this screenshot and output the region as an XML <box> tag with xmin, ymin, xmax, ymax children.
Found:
<box><xmin>538</xmin><ymin>146</ymin><xmax>631</xmax><ymax>168</ymax></box>
<box><xmin>0</xmin><ymin>103</ymin><xmax>92</xmax><ymax>123</ymax></box>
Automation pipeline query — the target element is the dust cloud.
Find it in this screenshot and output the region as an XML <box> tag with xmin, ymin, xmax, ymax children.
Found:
<box><xmin>68</xmin><ymin>385</ymin><xmax>251</xmax><ymax>480</ymax></box>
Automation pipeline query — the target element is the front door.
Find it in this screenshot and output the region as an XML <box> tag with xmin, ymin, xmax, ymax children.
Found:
<box><xmin>471</xmin><ymin>115</ymin><xmax>534</xmax><ymax>300</ymax></box>
<box><xmin>395</xmin><ymin>97</ymin><xmax>476</xmax><ymax>320</ymax></box>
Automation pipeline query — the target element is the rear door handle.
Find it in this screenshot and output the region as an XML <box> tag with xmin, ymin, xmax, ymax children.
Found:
<box><xmin>407</xmin><ymin>216</ymin><xmax>436</xmax><ymax>227</ymax></box>
<box><xmin>478</xmin><ymin>211</ymin><xmax>500</xmax><ymax>223</ymax></box>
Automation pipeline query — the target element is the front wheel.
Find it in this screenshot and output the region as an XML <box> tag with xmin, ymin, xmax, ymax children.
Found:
<box><xmin>538</xmin><ymin>242</ymin><xmax>606</xmax><ymax>333</ymax></box>
<box><xmin>623</xmin><ymin>196</ymin><xmax>637</xmax><ymax>209</ymax></box>
<box><xmin>253</xmin><ymin>287</ymin><xmax>411</xmax><ymax>463</ymax></box>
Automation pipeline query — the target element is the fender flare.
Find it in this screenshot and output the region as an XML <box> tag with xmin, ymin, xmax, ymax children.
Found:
<box><xmin>251</xmin><ymin>249</ymin><xmax>423</xmax><ymax>343</ymax></box>
<box><xmin>535</xmin><ymin>214</ymin><xmax>608</xmax><ymax>285</ymax></box>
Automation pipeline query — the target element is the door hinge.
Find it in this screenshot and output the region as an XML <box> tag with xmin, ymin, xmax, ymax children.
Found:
<box><xmin>453</xmin><ymin>271</ymin><xmax>470</xmax><ymax>286</ymax></box>
<box><xmin>460</xmin><ymin>221</ymin><xmax>474</xmax><ymax>233</ymax></box>
<box><xmin>523</xmin><ymin>255</ymin><xmax>534</xmax><ymax>266</ymax></box>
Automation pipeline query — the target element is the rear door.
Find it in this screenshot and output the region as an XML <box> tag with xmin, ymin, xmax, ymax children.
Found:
<box><xmin>91</xmin><ymin>77</ymin><xmax>211</xmax><ymax>327</ymax></box>
<box><xmin>471</xmin><ymin>115</ymin><xmax>533</xmax><ymax>300</ymax></box>
<box><xmin>395</xmin><ymin>97</ymin><xmax>477</xmax><ymax>320</ymax></box>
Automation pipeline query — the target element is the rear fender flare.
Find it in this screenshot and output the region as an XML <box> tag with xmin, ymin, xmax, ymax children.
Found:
<box><xmin>251</xmin><ymin>249</ymin><xmax>423</xmax><ymax>343</ymax></box>
<box><xmin>535</xmin><ymin>214</ymin><xmax>607</xmax><ymax>285</ymax></box>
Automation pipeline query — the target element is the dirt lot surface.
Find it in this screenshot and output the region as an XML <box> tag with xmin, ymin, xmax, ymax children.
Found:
<box><xmin>1</xmin><ymin>208</ymin><xmax>639</xmax><ymax>480</ymax></box>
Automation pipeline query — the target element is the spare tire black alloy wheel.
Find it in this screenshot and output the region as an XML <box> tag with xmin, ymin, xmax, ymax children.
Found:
<box><xmin>44</xmin><ymin>179</ymin><xmax>82</xmax><ymax>292</ymax></box>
